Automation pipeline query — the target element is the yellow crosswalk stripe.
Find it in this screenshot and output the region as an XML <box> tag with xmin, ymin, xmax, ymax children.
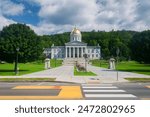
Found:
<box><xmin>12</xmin><ymin>86</ymin><xmax>61</xmax><ymax>89</ymax></box>
<box><xmin>0</xmin><ymin>86</ymin><xmax>83</xmax><ymax>100</ymax></box>
<box><xmin>145</xmin><ymin>86</ymin><xmax>150</xmax><ymax>88</ymax></box>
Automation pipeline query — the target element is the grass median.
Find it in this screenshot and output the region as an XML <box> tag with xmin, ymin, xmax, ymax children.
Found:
<box><xmin>74</xmin><ymin>67</ymin><xmax>97</xmax><ymax>76</ymax></box>
<box><xmin>0</xmin><ymin>78</ymin><xmax>56</xmax><ymax>82</ymax></box>
<box><xmin>125</xmin><ymin>78</ymin><xmax>150</xmax><ymax>82</ymax></box>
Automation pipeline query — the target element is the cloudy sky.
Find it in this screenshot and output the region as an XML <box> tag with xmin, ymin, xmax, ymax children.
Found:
<box><xmin>0</xmin><ymin>0</ymin><xmax>150</xmax><ymax>35</ymax></box>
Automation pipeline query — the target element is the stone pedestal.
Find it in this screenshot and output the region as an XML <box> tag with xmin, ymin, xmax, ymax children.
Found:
<box><xmin>45</xmin><ymin>58</ymin><xmax>50</xmax><ymax>69</ymax></box>
<box><xmin>108</xmin><ymin>58</ymin><xmax>115</xmax><ymax>70</ymax></box>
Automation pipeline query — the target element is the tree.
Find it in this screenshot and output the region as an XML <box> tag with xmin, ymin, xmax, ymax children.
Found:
<box><xmin>131</xmin><ymin>30</ymin><xmax>150</xmax><ymax>63</ymax></box>
<box><xmin>0</xmin><ymin>23</ymin><xmax>43</xmax><ymax>62</ymax></box>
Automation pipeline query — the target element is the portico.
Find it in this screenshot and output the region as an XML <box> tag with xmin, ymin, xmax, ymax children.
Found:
<box><xmin>65</xmin><ymin>46</ymin><xmax>86</xmax><ymax>58</ymax></box>
<box><xmin>66</xmin><ymin>46</ymin><xmax>85</xmax><ymax>58</ymax></box>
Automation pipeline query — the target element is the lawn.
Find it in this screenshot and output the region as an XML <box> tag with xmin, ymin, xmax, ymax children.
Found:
<box><xmin>91</xmin><ymin>60</ymin><xmax>150</xmax><ymax>75</ymax></box>
<box><xmin>0</xmin><ymin>62</ymin><xmax>44</xmax><ymax>76</ymax></box>
<box><xmin>0</xmin><ymin>59</ymin><xmax>63</xmax><ymax>76</ymax></box>
<box><xmin>50</xmin><ymin>59</ymin><xmax>63</xmax><ymax>68</ymax></box>
<box><xmin>74</xmin><ymin>67</ymin><xmax>97</xmax><ymax>76</ymax></box>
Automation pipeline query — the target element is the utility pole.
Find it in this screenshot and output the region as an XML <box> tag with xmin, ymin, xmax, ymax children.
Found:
<box><xmin>14</xmin><ymin>47</ymin><xmax>19</xmax><ymax>75</ymax></box>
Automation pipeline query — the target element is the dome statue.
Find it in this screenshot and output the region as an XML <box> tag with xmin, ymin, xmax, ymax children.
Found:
<box><xmin>70</xmin><ymin>27</ymin><xmax>82</xmax><ymax>42</ymax></box>
<box><xmin>71</xmin><ymin>27</ymin><xmax>81</xmax><ymax>35</ymax></box>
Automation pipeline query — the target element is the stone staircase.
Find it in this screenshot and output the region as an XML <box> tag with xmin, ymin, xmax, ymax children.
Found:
<box><xmin>63</xmin><ymin>58</ymin><xmax>86</xmax><ymax>66</ymax></box>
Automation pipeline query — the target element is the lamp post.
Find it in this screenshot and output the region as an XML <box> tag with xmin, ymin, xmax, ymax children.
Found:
<box><xmin>116</xmin><ymin>47</ymin><xmax>120</xmax><ymax>65</ymax></box>
<box><xmin>116</xmin><ymin>47</ymin><xmax>120</xmax><ymax>81</ymax></box>
<box><xmin>14</xmin><ymin>47</ymin><xmax>19</xmax><ymax>75</ymax></box>
<box><xmin>99</xmin><ymin>47</ymin><xmax>101</xmax><ymax>67</ymax></box>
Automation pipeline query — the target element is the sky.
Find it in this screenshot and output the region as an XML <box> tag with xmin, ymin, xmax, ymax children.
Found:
<box><xmin>0</xmin><ymin>0</ymin><xmax>150</xmax><ymax>35</ymax></box>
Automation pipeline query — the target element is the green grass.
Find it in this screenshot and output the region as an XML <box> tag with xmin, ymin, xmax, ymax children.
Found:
<box><xmin>50</xmin><ymin>59</ymin><xmax>63</xmax><ymax>68</ymax></box>
<box><xmin>91</xmin><ymin>59</ymin><xmax>108</xmax><ymax>68</ymax></box>
<box><xmin>0</xmin><ymin>78</ymin><xmax>56</xmax><ymax>82</ymax></box>
<box><xmin>91</xmin><ymin>60</ymin><xmax>150</xmax><ymax>75</ymax></box>
<box><xmin>116</xmin><ymin>61</ymin><xmax>150</xmax><ymax>75</ymax></box>
<box><xmin>125</xmin><ymin>78</ymin><xmax>150</xmax><ymax>82</ymax></box>
<box><xmin>0</xmin><ymin>59</ymin><xmax>63</xmax><ymax>76</ymax></box>
<box><xmin>0</xmin><ymin>62</ymin><xmax>44</xmax><ymax>76</ymax></box>
<box><xmin>74</xmin><ymin>67</ymin><xmax>97</xmax><ymax>76</ymax></box>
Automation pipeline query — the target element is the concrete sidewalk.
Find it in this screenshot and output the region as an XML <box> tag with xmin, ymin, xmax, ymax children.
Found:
<box><xmin>87</xmin><ymin>65</ymin><xmax>150</xmax><ymax>83</ymax></box>
<box><xmin>0</xmin><ymin>65</ymin><xmax>150</xmax><ymax>83</ymax></box>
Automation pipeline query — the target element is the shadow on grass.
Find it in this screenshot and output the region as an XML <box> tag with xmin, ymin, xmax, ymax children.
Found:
<box><xmin>0</xmin><ymin>70</ymin><xmax>29</xmax><ymax>72</ymax></box>
<box><xmin>102</xmin><ymin>69</ymin><xmax>116</xmax><ymax>72</ymax></box>
<box><xmin>118</xmin><ymin>69</ymin><xmax>150</xmax><ymax>72</ymax></box>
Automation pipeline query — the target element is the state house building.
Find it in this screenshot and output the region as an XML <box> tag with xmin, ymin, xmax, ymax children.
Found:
<box><xmin>44</xmin><ymin>27</ymin><xmax>101</xmax><ymax>63</ymax></box>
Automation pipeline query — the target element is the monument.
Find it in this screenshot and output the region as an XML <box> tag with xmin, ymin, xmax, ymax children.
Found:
<box><xmin>45</xmin><ymin>58</ymin><xmax>50</xmax><ymax>69</ymax></box>
<box><xmin>108</xmin><ymin>58</ymin><xmax>116</xmax><ymax>70</ymax></box>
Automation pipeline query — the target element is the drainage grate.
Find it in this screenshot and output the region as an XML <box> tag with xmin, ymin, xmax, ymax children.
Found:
<box><xmin>89</xmin><ymin>78</ymin><xmax>99</xmax><ymax>80</ymax></box>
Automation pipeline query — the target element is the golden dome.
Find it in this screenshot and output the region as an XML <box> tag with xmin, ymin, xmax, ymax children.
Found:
<box><xmin>71</xmin><ymin>27</ymin><xmax>81</xmax><ymax>35</ymax></box>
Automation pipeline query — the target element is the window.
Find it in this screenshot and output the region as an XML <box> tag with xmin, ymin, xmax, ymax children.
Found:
<box><xmin>92</xmin><ymin>49</ymin><xmax>94</xmax><ymax>53</ymax></box>
<box><xmin>88</xmin><ymin>50</ymin><xmax>90</xmax><ymax>53</ymax></box>
<box><xmin>96</xmin><ymin>49</ymin><xmax>99</xmax><ymax>53</ymax></box>
<box><xmin>96</xmin><ymin>54</ymin><xmax>98</xmax><ymax>57</ymax></box>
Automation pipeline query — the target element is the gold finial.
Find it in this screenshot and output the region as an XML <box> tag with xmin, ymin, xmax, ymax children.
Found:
<box><xmin>74</xmin><ymin>25</ymin><xmax>77</xmax><ymax>29</ymax></box>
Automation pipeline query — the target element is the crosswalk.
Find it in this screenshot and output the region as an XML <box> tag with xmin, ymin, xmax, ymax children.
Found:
<box><xmin>82</xmin><ymin>84</ymin><xmax>137</xmax><ymax>100</ymax></box>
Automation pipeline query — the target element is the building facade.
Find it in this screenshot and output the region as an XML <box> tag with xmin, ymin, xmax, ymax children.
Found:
<box><xmin>44</xmin><ymin>27</ymin><xmax>101</xmax><ymax>60</ymax></box>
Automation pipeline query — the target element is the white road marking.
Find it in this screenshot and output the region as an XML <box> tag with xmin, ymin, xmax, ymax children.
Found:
<box><xmin>82</xmin><ymin>84</ymin><xmax>137</xmax><ymax>98</ymax></box>
<box><xmin>85</xmin><ymin>94</ymin><xmax>136</xmax><ymax>98</ymax></box>
<box><xmin>37</xmin><ymin>82</ymin><xmax>45</xmax><ymax>86</ymax></box>
<box><xmin>83</xmin><ymin>90</ymin><xmax>126</xmax><ymax>92</ymax></box>
<box><xmin>82</xmin><ymin>86</ymin><xmax>118</xmax><ymax>89</ymax></box>
<box><xmin>82</xmin><ymin>84</ymin><xmax>112</xmax><ymax>86</ymax></box>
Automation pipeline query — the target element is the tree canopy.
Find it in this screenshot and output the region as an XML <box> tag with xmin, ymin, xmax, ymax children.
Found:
<box><xmin>0</xmin><ymin>23</ymin><xmax>43</xmax><ymax>62</ymax></box>
<box><xmin>131</xmin><ymin>30</ymin><xmax>150</xmax><ymax>63</ymax></box>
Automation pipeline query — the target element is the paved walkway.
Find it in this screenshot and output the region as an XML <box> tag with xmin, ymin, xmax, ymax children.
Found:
<box><xmin>87</xmin><ymin>65</ymin><xmax>150</xmax><ymax>83</ymax></box>
<box><xmin>0</xmin><ymin>65</ymin><xmax>150</xmax><ymax>83</ymax></box>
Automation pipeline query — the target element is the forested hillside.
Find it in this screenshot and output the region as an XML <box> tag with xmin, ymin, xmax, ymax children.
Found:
<box><xmin>0</xmin><ymin>23</ymin><xmax>150</xmax><ymax>63</ymax></box>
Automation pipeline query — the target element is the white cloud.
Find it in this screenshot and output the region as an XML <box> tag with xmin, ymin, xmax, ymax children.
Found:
<box><xmin>29</xmin><ymin>0</ymin><xmax>150</xmax><ymax>35</ymax></box>
<box><xmin>0</xmin><ymin>0</ymin><xmax>24</xmax><ymax>30</ymax></box>
<box><xmin>36</xmin><ymin>0</ymin><xmax>98</xmax><ymax>25</ymax></box>
<box><xmin>0</xmin><ymin>0</ymin><xmax>24</xmax><ymax>16</ymax></box>
<box><xmin>0</xmin><ymin>0</ymin><xmax>150</xmax><ymax>35</ymax></box>
<box><xmin>0</xmin><ymin>15</ymin><xmax>16</xmax><ymax>30</ymax></box>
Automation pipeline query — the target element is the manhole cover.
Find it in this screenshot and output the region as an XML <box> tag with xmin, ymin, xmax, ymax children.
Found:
<box><xmin>90</xmin><ymin>78</ymin><xmax>99</xmax><ymax>80</ymax></box>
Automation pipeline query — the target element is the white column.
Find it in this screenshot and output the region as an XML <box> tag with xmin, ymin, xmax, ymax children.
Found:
<box><xmin>69</xmin><ymin>47</ymin><xmax>71</xmax><ymax>58</ymax></box>
<box><xmin>73</xmin><ymin>47</ymin><xmax>75</xmax><ymax>58</ymax></box>
<box><xmin>81</xmin><ymin>47</ymin><xmax>83</xmax><ymax>58</ymax></box>
<box><xmin>77</xmin><ymin>47</ymin><xmax>79</xmax><ymax>58</ymax></box>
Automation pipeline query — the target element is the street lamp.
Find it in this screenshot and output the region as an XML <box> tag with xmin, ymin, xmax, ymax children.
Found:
<box><xmin>83</xmin><ymin>53</ymin><xmax>88</xmax><ymax>72</ymax></box>
<box><xmin>116</xmin><ymin>47</ymin><xmax>120</xmax><ymax>65</ymax></box>
<box><xmin>14</xmin><ymin>47</ymin><xmax>19</xmax><ymax>75</ymax></box>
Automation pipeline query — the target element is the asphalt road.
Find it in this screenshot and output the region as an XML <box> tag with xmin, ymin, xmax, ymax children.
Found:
<box><xmin>0</xmin><ymin>82</ymin><xmax>150</xmax><ymax>100</ymax></box>
<box><xmin>82</xmin><ymin>83</ymin><xmax>150</xmax><ymax>100</ymax></box>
